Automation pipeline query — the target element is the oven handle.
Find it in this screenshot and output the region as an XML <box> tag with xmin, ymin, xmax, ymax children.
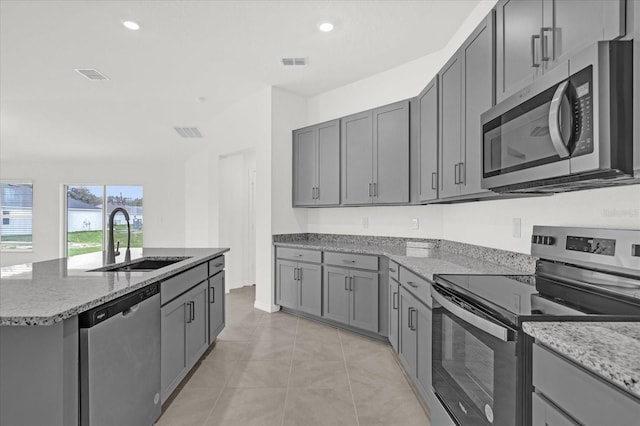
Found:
<box><xmin>548</xmin><ymin>80</ymin><xmax>571</xmax><ymax>159</ymax></box>
<box><xmin>431</xmin><ymin>287</ymin><xmax>512</xmax><ymax>342</ymax></box>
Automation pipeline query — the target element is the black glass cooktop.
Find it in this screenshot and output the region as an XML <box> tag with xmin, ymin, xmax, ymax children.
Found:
<box><xmin>433</xmin><ymin>274</ymin><xmax>640</xmax><ymax>327</ymax></box>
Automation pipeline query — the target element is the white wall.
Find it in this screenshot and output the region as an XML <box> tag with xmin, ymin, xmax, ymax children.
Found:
<box><xmin>304</xmin><ymin>0</ymin><xmax>640</xmax><ymax>254</ymax></box>
<box><xmin>0</xmin><ymin>158</ymin><xmax>186</xmax><ymax>267</ymax></box>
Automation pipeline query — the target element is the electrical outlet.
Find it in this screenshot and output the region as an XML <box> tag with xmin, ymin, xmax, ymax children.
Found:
<box><xmin>512</xmin><ymin>218</ymin><xmax>522</xmax><ymax>238</ymax></box>
<box><xmin>362</xmin><ymin>217</ymin><xmax>369</xmax><ymax>229</ymax></box>
<box><xmin>411</xmin><ymin>218</ymin><xmax>419</xmax><ymax>230</ymax></box>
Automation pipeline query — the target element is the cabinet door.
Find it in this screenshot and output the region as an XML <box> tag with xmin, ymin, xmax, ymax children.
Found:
<box><xmin>398</xmin><ymin>288</ymin><xmax>417</xmax><ymax>378</ymax></box>
<box><xmin>276</xmin><ymin>260</ymin><xmax>298</xmax><ymax>309</ymax></box>
<box><xmin>161</xmin><ymin>296</ymin><xmax>188</xmax><ymax>402</ymax></box>
<box><xmin>341</xmin><ymin>111</ymin><xmax>373</xmax><ymax>205</ymax></box>
<box><xmin>298</xmin><ymin>263</ymin><xmax>322</xmax><ymax>317</ymax></box>
<box><xmin>316</xmin><ymin>120</ymin><xmax>341</xmax><ymax>206</ymax></box>
<box><xmin>532</xmin><ymin>393</ymin><xmax>579</xmax><ymax>426</ymax></box>
<box><xmin>322</xmin><ymin>266</ymin><xmax>350</xmax><ymax>325</ymax></box>
<box><xmin>415</xmin><ymin>303</ymin><xmax>432</xmax><ymax>399</ymax></box>
<box><xmin>208</xmin><ymin>272</ymin><xmax>225</xmax><ymax>344</ymax></box>
<box><xmin>373</xmin><ymin>100</ymin><xmax>409</xmax><ymax>204</ymax></box>
<box><xmin>549</xmin><ymin>0</ymin><xmax>626</xmax><ymax>69</ymax></box>
<box><xmin>439</xmin><ymin>54</ymin><xmax>462</xmax><ymax>198</ymax></box>
<box><xmin>389</xmin><ymin>278</ymin><xmax>399</xmax><ymax>352</ymax></box>
<box><xmin>418</xmin><ymin>76</ymin><xmax>439</xmax><ymax>203</ymax></box>
<box><xmin>460</xmin><ymin>14</ymin><xmax>493</xmax><ymax>197</ymax></box>
<box><xmin>496</xmin><ymin>0</ymin><xmax>543</xmax><ymax>102</ymax></box>
<box><xmin>186</xmin><ymin>281</ymin><xmax>209</xmax><ymax>368</ymax></box>
<box><xmin>349</xmin><ymin>269</ymin><xmax>379</xmax><ymax>333</ymax></box>
<box><xmin>293</xmin><ymin>127</ymin><xmax>317</xmax><ymax>206</ymax></box>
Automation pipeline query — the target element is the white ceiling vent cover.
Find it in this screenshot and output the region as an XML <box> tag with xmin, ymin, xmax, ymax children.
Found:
<box><xmin>75</xmin><ymin>69</ymin><xmax>109</xmax><ymax>80</ymax></box>
<box><xmin>281</xmin><ymin>57</ymin><xmax>308</xmax><ymax>66</ymax></box>
<box><xmin>174</xmin><ymin>127</ymin><xmax>203</xmax><ymax>138</ymax></box>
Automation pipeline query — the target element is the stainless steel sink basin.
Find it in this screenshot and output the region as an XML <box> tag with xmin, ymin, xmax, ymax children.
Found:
<box><xmin>89</xmin><ymin>257</ymin><xmax>191</xmax><ymax>273</ymax></box>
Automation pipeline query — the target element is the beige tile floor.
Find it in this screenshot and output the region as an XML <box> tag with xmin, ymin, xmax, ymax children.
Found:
<box><xmin>156</xmin><ymin>285</ymin><xmax>430</xmax><ymax>426</ymax></box>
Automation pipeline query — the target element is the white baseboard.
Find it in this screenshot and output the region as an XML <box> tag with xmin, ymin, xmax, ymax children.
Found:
<box><xmin>254</xmin><ymin>300</ymin><xmax>280</xmax><ymax>313</ymax></box>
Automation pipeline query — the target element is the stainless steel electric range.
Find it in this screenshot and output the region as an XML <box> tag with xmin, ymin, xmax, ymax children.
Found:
<box><xmin>432</xmin><ymin>226</ymin><xmax>640</xmax><ymax>426</ymax></box>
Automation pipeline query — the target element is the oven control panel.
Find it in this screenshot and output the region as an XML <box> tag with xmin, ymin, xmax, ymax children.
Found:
<box><xmin>566</xmin><ymin>236</ymin><xmax>615</xmax><ymax>256</ymax></box>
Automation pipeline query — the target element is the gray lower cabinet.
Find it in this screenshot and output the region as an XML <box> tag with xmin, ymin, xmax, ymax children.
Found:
<box><xmin>161</xmin><ymin>279</ymin><xmax>209</xmax><ymax>403</ymax></box>
<box><xmin>292</xmin><ymin>120</ymin><xmax>340</xmax><ymax>207</ymax></box>
<box><xmin>388</xmin><ymin>277</ymin><xmax>399</xmax><ymax>352</ymax></box>
<box><xmin>439</xmin><ymin>12</ymin><xmax>493</xmax><ymax>200</ymax></box>
<box><xmin>208</xmin><ymin>271</ymin><xmax>225</xmax><ymax>343</ymax></box>
<box><xmin>341</xmin><ymin>100</ymin><xmax>409</xmax><ymax>206</ymax></box>
<box><xmin>418</xmin><ymin>75</ymin><xmax>439</xmax><ymax>203</ymax></box>
<box><xmin>496</xmin><ymin>0</ymin><xmax>626</xmax><ymax>102</ymax></box>
<box><xmin>323</xmin><ymin>266</ymin><xmax>379</xmax><ymax>333</ymax></box>
<box><xmin>532</xmin><ymin>343</ymin><xmax>640</xmax><ymax>425</ymax></box>
<box><xmin>276</xmin><ymin>259</ymin><xmax>322</xmax><ymax>316</ymax></box>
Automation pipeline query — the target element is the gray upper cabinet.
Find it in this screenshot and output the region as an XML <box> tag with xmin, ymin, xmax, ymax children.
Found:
<box><xmin>418</xmin><ymin>76</ymin><xmax>439</xmax><ymax>203</ymax></box>
<box><xmin>292</xmin><ymin>120</ymin><xmax>340</xmax><ymax>207</ymax></box>
<box><xmin>439</xmin><ymin>13</ymin><xmax>494</xmax><ymax>200</ymax></box>
<box><xmin>373</xmin><ymin>101</ymin><xmax>410</xmax><ymax>204</ymax></box>
<box><xmin>342</xmin><ymin>101</ymin><xmax>409</xmax><ymax>206</ymax></box>
<box><xmin>496</xmin><ymin>0</ymin><xmax>626</xmax><ymax>102</ymax></box>
<box><xmin>341</xmin><ymin>111</ymin><xmax>374</xmax><ymax>205</ymax></box>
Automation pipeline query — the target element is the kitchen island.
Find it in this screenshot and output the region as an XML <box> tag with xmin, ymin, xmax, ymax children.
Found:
<box><xmin>0</xmin><ymin>247</ymin><xmax>228</xmax><ymax>426</ymax></box>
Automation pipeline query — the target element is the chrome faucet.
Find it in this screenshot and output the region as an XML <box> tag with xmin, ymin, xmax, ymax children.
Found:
<box><xmin>107</xmin><ymin>207</ymin><xmax>131</xmax><ymax>264</ymax></box>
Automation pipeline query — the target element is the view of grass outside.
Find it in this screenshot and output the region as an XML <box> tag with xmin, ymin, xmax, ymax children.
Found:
<box><xmin>66</xmin><ymin>185</ymin><xmax>143</xmax><ymax>258</ymax></box>
<box><xmin>1</xmin><ymin>182</ymin><xmax>33</xmax><ymax>251</ymax></box>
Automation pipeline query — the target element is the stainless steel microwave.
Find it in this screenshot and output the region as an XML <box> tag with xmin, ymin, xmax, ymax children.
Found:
<box><xmin>481</xmin><ymin>41</ymin><xmax>636</xmax><ymax>193</ymax></box>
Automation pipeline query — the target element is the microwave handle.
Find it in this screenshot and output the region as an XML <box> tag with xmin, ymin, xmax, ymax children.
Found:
<box><xmin>548</xmin><ymin>81</ymin><xmax>571</xmax><ymax>159</ymax></box>
<box><xmin>431</xmin><ymin>287</ymin><xmax>512</xmax><ymax>342</ymax></box>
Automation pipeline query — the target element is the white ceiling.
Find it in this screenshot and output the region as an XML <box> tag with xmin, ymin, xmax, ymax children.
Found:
<box><xmin>0</xmin><ymin>0</ymin><xmax>481</xmax><ymax>161</ymax></box>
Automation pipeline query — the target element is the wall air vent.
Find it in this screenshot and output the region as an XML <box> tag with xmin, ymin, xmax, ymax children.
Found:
<box><xmin>174</xmin><ymin>127</ymin><xmax>203</xmax><ymax>138</ymax></box>
<box><xmin>75</xmin><ymin>69</ymin><xmax>110</xmax><ymax>80</ymax></box>
<box><xmin>281</xmin><ymin>57</ymin><xmax>308</xmax><ymax>66</ymax></box>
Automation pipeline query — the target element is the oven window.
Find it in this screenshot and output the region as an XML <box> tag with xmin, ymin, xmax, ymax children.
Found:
<box><xmin>441</xmin><ymin>314</ymin><xmax>495</xmax><ymax>416</ymax></box>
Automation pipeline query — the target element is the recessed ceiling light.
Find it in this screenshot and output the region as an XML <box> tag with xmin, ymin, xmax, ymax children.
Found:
<box><xmin>122</xmin><ymin>20</ymin><xmax>141</xmax><ymax>31</ymax></box>
<box><xmin>318</xmin><ymin>22</ymin><xmax>334</xmax><ymax>32</ymax></box>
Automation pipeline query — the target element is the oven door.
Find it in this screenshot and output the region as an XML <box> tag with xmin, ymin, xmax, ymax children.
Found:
<box><xmin>481</xmin><ymin>62</ymin><xmax>594</xmax><ymax>191</ymax></box>
<box><xmin>432</xmin><ymin>285</ymin><xmax>519</xmax><ymax>426</ymax></box>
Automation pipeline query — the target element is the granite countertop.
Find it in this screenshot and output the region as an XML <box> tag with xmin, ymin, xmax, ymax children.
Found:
<box><xmin>0</xmin><ymin>247</ymin><xmax>229</xmax><ymax>326</ymax></box>
<box><xmin>523</xmin><ymin>322</ymin><xmax>640</xmax><ymax>399</ymax></box>
<box><xmin>274</xmin><ymin>240</ymin><xmax>529</xmax><ymax>281</ymax></box>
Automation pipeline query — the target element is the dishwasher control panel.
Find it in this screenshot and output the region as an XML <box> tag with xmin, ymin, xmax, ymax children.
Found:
<box><xmin>80</xmin><ymin>282</ymin><xmax>160</xmax><ymax>328</ymax></box>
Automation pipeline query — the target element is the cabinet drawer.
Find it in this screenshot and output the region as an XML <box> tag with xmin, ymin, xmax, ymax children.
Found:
<box><xmin>399</xmin><ymin>267</ymin><xmax>431</xmax><ymax>307</ymax></box>
<box><xmin>532</xmin><ymin>343</ymin><xmax>640</xmax><ymax>426</ymax></box>
<box><xmin>161</xmin><ymin>263</ymin><xmax>208</xmax><ymax>305</ymax></box>
<box><xmin>388</xmin><ymin>260</ymin><xmax>400</xmax><ymax>281</ymax></box>
<box><xmin>208</xmin><ymin>256</ymin><xmax>225</xmax><ymax>276</ymax></box>
<box><xmin>276</xmin><ymin>247</ymin><xmax>321</xmax><ymax>263</ymax></box>
<box><xmin>324</xmin><ymin>252</ymin><xmax>378</xmax><ymax>271</ymax></box>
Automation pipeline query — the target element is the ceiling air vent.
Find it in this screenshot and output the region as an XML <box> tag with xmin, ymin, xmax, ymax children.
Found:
<box><xmin>174</xmin><ymin>127</ymin><xmax>203</xmax><ymax>138</ymax></box>
<box><xmin>75</xmin><ymin>69</ymin><xmax>109</xmax><ymax>81</ymax></box>
<box><xmin>281</xmin><ymin>57</ymin><xmax>308</xmax><ymax>67</ymax></box>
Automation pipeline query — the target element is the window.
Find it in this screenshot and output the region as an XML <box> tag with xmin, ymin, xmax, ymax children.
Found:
<box><xmin>0</xmin><ymin>182</ymin><xmax>33</xmax><ymax>251</ymax></box>
<box><xmin>65</xmin><ymin>185</ymin><xmax>143</xmax><ymax>261</ymax></box>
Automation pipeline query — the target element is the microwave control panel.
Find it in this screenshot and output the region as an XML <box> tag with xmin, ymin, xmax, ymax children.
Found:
<box><xmin>569</xmin><ymin>66</ymin><xmax>593</xmax><ymax>157</ymax></box>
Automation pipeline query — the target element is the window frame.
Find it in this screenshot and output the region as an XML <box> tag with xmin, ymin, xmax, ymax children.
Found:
<box><xmin>0</xmin><ymin>181</ymin><xmax>34</xmax><ymax>252</ymax></box>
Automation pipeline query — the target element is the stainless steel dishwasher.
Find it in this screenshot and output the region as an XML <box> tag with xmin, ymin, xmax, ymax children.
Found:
<box><xmin>79</xmin><ymin>282</ymin><xmax>161</xmax><ymax>426</ymax></box>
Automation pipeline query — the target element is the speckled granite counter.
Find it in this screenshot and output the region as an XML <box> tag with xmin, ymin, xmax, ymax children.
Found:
<box><xmin>0</xmin><ymin>247</ymin><xmax>229</xmax><ymax>326</ymax></box>
<box><xmin>523</xmin><ymin>322</ymin><xmax>640</xmax><ymax>399</ymax></box>
<box><xmin>273</xmin><ymin>233</ymin><xmax>536</xmax><ymax>281</ymax></box>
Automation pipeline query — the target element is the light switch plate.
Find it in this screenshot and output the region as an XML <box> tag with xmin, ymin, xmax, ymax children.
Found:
<box><xmin>411</xmin><ymin>218</ymin><xmax>419</xmax><ymax>230</ymax></box>
<box><xmin>512</xmin><ymin>218</ymin><xmax>521</xmax><ymax>238</ymax></box>
<box><xmin>362</xmin><ymin>217</ymin><xmax>369</xmax><ymax>229</ymax></box>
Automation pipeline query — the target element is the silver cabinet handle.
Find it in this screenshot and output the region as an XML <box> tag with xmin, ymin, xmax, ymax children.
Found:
<box><xmin>432</xmin><ymin>287</ymin><xmax>512</xmax><ymax>341</ymax></box>
<box><xmin>298</xmin><ymin>268</ymin><xmax>302</xmax><ymax>282</ymax></box>
<box><xmin>345</xmin><ymin>275</ymin><xmax>349</xmax><ymax>291</ymax></box>
<box><xmin>214</xmin><ymin>263</ymin><xmax>223</xmax><ymax>267</ymax></box>
<box><xmin>316</xmin><ymin>187</ymin><xmax>320</xmax><ymax>200</ymax></box>
<box><xmin>393</xmin><ymin>291</ymin><xmax>398</xmax><ymax>310</ymax></box>
<box><xmin>549</xmin><ymin>81</ymin><xmax>571</xmax><ymax>159</ymax></box>
<box><xmin>454</xmin><ymin>163</ymin><xmax>459</xmax><ymax>184</ymax></box>
<box><xmin>406</xmin><ymin>281</ymin><xmax>418</xmax><ymax>289</ymax></box>
<box><xmin>458</xmin><ymin>162</ymin><xmax>465</xmax><ymax>184</ymax></box>
<box><xmin>209</xmin><ymin>286</ymin><xmax>215</xmax><ymax>304</ymax></box>
<box><xmin>407</xmin><ymin>307</ymin><xmax>414</xmax><ymax>329</ymax></box>
<box><xmin>431</xmin><ymin>172</ymin><xmax>437</xmax><ymax>190</ymax></box>
<box><xmin>368</xmin><ymin>183</ymin><xmax>373</xmax><ymax>197</ymax></box>
<box><xmin>389</xmin><ymin>267</ymin><xmax>396</xmax><ymax>272</ymax></box>
<box><xmin>343</xmin><ymin>259</ymin><xmax>356</xmax><ymax>264</ymax></box>
<box><xmin>373</xmin><ymin>182</ymin><xmax>377</xmax><ymax>197</ymax></box>
<box><xmin>191</xmin><ymin>301</ymin><xmax>195</xmax><ymax>321</ymax></box>
<box><xmin>312</xmin><ymin>187</ymin><xmax>316</xmax><ymax>200</ymax></box>
<box><xmin>349</xmin><ymin>276</ymin><xmax>354</xmax><ymax>291</ymax></box>
<box><xmin>186</xmin><ymin>301</ymin><xmax>193</xmax><ymax>323</ymax></box>
<box><xmin>410</xmin><ymin>308</ymin><xmax>417</xmax><ymax>331</ymax></box>
<box><xmin>541</xmin><ymin>27</ymin><xmax>553</xmax><ymax>62</ymax></box>
<box><xmin>293</xmin><ymin>267</ymin><xmax>298</xmax><ymax>281</ymax></box>
<box><xmin>531</xmin><ymin>34</ymin><xmax>541</xmax><ymax>67</ymax></box>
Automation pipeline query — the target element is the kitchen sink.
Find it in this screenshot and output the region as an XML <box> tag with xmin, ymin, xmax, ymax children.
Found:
<box><xmin>89</xmin><ymin>257</ymin><xmax>191</xmax><ymax>273</ymax></box>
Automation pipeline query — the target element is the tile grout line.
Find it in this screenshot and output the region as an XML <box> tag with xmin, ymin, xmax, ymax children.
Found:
<box><xmin>338</xmin><ymin>329</ymin><xmax>361</xmax><ymax>426</ymax></box>
<box><xmin>280</xmin><ymin>316</ymin><xmax>299</xmax><ymax>426</ymax></box>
